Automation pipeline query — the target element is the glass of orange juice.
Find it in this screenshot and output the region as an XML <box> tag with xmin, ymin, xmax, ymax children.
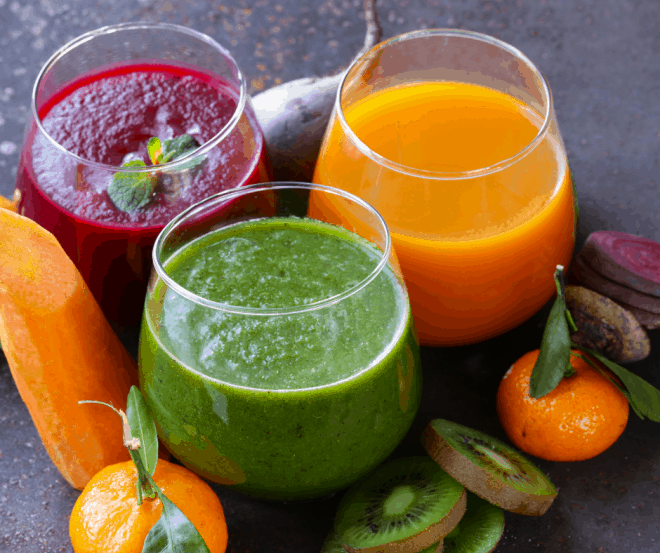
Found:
<box><xmin>313</xmin><ymin>29</ymin><xmax>576</xmax><ymax>346</ymax></box>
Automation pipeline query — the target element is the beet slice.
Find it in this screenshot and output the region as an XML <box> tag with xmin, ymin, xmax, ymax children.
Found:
<box><xmin>579</xmin><ymin>232</ymin><xmax>660</xmax><ymax>298</ymax></box>
<box><xmin>614</xmin><ymin>302</ymin><xmax>660</xmax><ymax>330</ymax></box>
<box><xmin>571</xmin><ymin>254</ymin><xmax>660</xmax><ymax>314</ymax></box>
<box><xmin>565</xmin><ymin>286</ymin><xmax>650</xmax><ymax>363</ymax></box>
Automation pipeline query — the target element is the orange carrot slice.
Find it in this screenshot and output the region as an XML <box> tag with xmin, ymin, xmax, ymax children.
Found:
<box><xmin>0</xmin><ymin>209</ymin><xmax>138</xmax><ymax>489</ymax></box>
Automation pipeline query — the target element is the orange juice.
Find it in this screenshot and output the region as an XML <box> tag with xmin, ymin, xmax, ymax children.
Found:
<box><xmin>313</xmin><ymin>82</ymin><xmax>575</xmax><ymax>345</ymax></box>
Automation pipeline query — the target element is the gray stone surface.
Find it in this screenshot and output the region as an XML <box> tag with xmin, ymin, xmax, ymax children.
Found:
<box><xmin>1</xmin><ymin>1</ymin><xmax>659</xmax><ymax>552</ymax></box>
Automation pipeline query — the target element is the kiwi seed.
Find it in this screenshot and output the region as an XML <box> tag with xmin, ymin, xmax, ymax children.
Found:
<box><xmin>422</xmin><ymin>419</ymin><xmax>557</xmax><ymax>516</ymax></box>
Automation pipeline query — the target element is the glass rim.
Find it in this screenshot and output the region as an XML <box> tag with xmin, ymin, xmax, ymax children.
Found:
<box><xmin>335</xmin><ymin>28</ymin><xmax>554</xmax><ymax>180</ymax></box>
<box><xmin>152</xmin><ymin>181</ymin><xmax>394</xmax><ymax>316</ymax></box>
<box><xmin>31</xmin><ymin>21</ymin><xmax>247</xmax><ymax>173</ymax></box>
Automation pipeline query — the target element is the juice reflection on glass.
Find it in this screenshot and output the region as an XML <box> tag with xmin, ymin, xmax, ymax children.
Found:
<box><xmin>313</xmin><ymin>30</ymin><xmax>575</xmax><ymax>346</ymax></box>
<box><xmin>14</xmin><ymin>23</ymin><xmax>271</xmax><ymax>328</ymax></box>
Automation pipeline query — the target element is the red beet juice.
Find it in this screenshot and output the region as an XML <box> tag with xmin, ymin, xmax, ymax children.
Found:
<box><xmin>16</xmin><ymin>63</ymin><xmax>272</xmax><ymax>327</ymax></box>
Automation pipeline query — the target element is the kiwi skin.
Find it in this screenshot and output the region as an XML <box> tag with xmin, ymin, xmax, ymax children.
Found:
<box><xmin>418</xmin><ymin>541</ymin><xmax>444</xmax><ymax>553</ymax></box>
<box><xmin>422</xmin><ymin>423</ymin><xmax>556</xmax><ymax>517</ymax></box>
<box><xmin>341</xmin><ymin>490</ymin><xmax>466</xmax><ymax>553</ymax></box>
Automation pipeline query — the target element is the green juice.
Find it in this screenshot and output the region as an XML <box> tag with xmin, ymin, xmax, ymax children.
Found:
<box><xmin>138</xmin><ymin>217</ymin><xmax>421</xmax><ymax>500</ymax></box>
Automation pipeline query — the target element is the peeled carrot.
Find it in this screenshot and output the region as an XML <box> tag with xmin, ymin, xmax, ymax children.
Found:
<box><xmin>0</xmin><ymin>208</ymin><xmax>138</xmax><ymax>489</ymax></box>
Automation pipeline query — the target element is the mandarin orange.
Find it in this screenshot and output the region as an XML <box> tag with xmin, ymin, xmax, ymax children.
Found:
<box><xmin>69</xmin><ymin>459</ymin><xmax>228</xmax><ymax>553</ymax></box>
<box><xmin>496</xmin><ymin>349</ymin><xmax>629</xmax><ymax>462</ymax></box>
<box><xmin>0</xmin><ymin>191</ymin><xmax>18</xmax><ymax>212</ymax></box>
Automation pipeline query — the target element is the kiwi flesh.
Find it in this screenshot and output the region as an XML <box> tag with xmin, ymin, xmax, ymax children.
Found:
<box><xmin>422</xmin><ymin>419</ymin><xmax>557</xmax><ymax>516</ymax></box>
<box><xmin>442</xmin><ymin>491</ymin><xmax>504</xmax><ymax>553</ymax></box>
<box><xmin>335</xmin><ymin>456</ymin><xmax>467</xmax><ymax>553</ymax></box>
<box><xmin>323</xmin><ymin>533</ymin><xmax>444</xmax><ymax>553</ymax></box>
<box><xmin>565</xmin><ymin>285</ymin><xmax>651</xmax><ymax>363</ymax></box>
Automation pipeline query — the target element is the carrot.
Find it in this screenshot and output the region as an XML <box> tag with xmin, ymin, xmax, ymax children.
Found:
<box><xmin>0</xmin><ymin>208</ymin><xmax>138</xmax><ymax>489</ymax></box>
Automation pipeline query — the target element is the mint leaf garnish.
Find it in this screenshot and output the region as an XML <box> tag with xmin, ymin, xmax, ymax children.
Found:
<box><xmin>160</xmin><ymin>135</ymin><xmax>204</xmax><ymax>172</ymax></box>
<box><xmin>147</xmin><ymin>137</ymin><xmax>162</xmax><ymax>165</ymax></box>
<box><xmin>161</xmin><ymin>135</ymin><xmax>201</xmax><ymax>163</ymax></box>
<box><xmin>108</xmin><ymin>160</ymin><xmax>158</xmax><ymax>213</ymax></box>
<box><xmin>107</xmin><ymin>134</ymin><xmax>204</xmax><ymax>213</ymax></box>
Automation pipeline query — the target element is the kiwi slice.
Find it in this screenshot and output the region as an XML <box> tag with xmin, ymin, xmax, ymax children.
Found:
<box><xmin>443</xmin><ymin>491</ymin><xmax>504</xmax><ymax>553</ymax></box>
<box><xmin>419</xmin><ymin>541</ymin><xmax>444</xmax><ymax>553</ymax></box>
<box><xmin>335</xmin><ymin>456</ymin><xmax>467</xmax><ymax>553</ymax></box>
<box><xmin>322</xmin><ymin>532</ymin><xmax>349</xmax><ymax>553</ymax></box>
<box><xmin>323</xmin><ymin>533</ymin><xmax>443</xmax><ymax>553</ymax></box>
<box><xmin>422</xmin><ymin>419</ymin><xmax>557</xmax><ymax>516</ymax></box>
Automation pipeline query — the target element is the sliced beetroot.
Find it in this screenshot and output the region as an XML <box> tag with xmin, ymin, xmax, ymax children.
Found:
<box><xmin>565</xmin><ymin>286</ymin><xmax>650</xmax><ymax>363</ymax></box>
<box><xmin>615</xmin><ymin>302</ymin><xmax>660</xmax><ymax>330</ymax></box>
<box><xmin>580</xmin><ymin>232</ymin><xmax>660</xmax><ymax>298</ymax></box>
<box><xmin>571</xmin><ymin>254</ymin><xmax>660</xmax><ymax>314</ymax></box>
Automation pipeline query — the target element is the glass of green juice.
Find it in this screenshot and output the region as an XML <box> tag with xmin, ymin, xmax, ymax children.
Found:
<box><xmin>138</xmin><ymin>182</ymin><xmax>421</xmax><ymax>501</ymax></box>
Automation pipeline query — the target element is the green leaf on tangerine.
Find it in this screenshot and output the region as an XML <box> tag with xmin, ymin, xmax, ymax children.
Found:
<box><xmin>107</xmin><ymin>160</ymin><xmax>157</xmax><ymax>213</ymax></box>
<box><xmin>529</xmin><ymin>293</ymin><xmax>572</xmax><ymax>398</ymax></box>
<box><xmin>126</xmin><ymin>386</ymin><xmax>159</xmax><ymax>477</ymax></box>
<box><xmin>142</xmin><ymin>490</ymin><xmax>211</xmax><ymax>553</ymax></box>
<box><xmin>572</xmin><ymin>345</ymin><xmax>660</xmax><ymax>422</ymax></box>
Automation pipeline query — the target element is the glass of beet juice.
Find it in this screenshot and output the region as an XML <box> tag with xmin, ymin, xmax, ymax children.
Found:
<box><xmin>139</xmin><ymin>182</ymin><xmax>421</xmax><ymax>500</ymax></box>
<box><xmin>14</xmin><ymin>22</ymin><xmax>271</xmax><ymax>328</ymax></box>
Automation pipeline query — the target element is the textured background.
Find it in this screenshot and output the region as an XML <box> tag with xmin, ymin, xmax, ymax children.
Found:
<box><xmin>1</xmin><ymin>1</ymin><xmax>659</xmax><ymax>552</ymax></box>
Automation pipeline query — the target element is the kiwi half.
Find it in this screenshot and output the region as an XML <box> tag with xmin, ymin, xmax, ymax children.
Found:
<box><xmin>419</xmin><ymin>541</ymin><xmax>444</xmax><ymax>553</ymax></box>
<box><xmin>335</xmin><ymin>456</ymin><xmax>467</xmax><ymax>553</ymax></box>
<box><xmin>322</xmin><ymin>532</ymin><xmax>348</xmax><ymax>553</ymax></box>
<box><xmin>422</xmin><ymin>420</ymin><xmax>557</xmax><ymax>516</ymax></box>
<box><xmin>324</xmin><ymin>533</ymin><xmax>444</xmax><ymax>553</ymax></box>
<box><xmin>443</xmin><ymin>491</ymin><xmax>504</xmax><ymax>553</ymax></box>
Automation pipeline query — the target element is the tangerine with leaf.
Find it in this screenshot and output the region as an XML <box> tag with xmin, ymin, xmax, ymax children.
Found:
<box><xmin>69</xmin><ymin>386</ymin><xmax>228</xmax><ymax>553</ymax></box>
<box><xmin>496</xmin><ymin>349</ymin><xmax>629</xmax><ymax>462</ymax></box>
<box><xmin>70</xmin><ymin>459</ymin><xmax>228</xmax><ymax>553</ymax></box>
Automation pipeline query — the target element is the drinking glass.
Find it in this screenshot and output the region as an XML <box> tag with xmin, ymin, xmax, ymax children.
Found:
<box><xmin>13</xmin><ymin>22</ymin><xmax>271</xmax><ymax>328</ymax></box>
<box><xmin>313</xmin><ymin>29</ymin><xmax>576</xmax><ymax>346</ymax></box>
<box><xmin>138</xmin><ymin>182</ymin><xmax>421</xmax><ymax>501</ymax></box>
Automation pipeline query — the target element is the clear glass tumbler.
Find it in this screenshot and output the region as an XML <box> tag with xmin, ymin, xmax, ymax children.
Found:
<box><xmin>138</xmin><ymin>182</ymin><xmax>421</xmax><ymax>500</ymax></box>
<box><xmin>13</xmin><ymin>22</ymin><xmax>272</xmax><ymax>328</ymax></box>
<box><xmin>313</xmin><ymin>29</ymin><xmax>576</xmax><ymax>346</ymax></box>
